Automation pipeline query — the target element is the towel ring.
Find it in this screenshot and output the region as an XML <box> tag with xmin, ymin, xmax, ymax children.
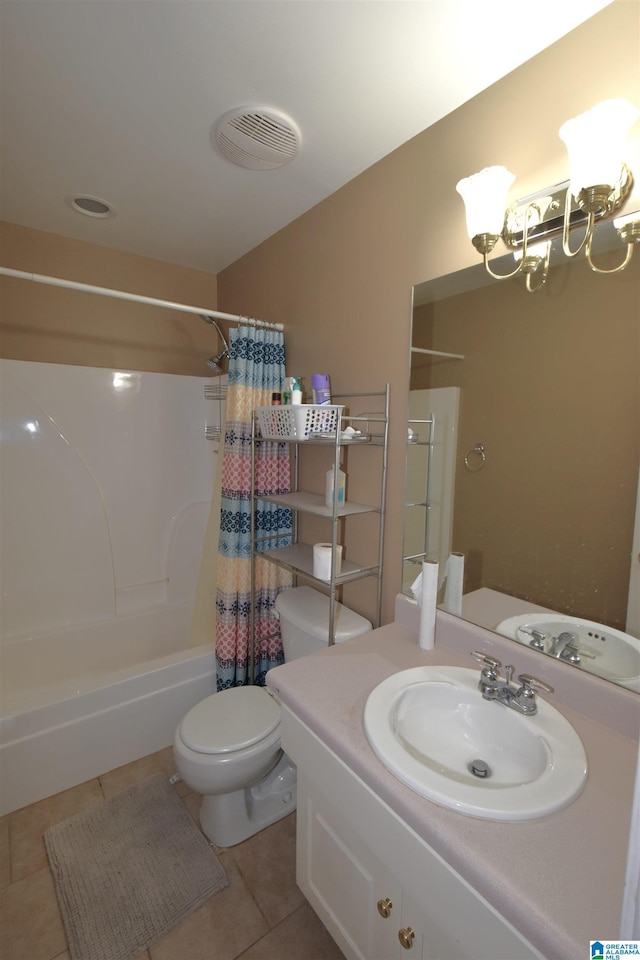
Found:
<box><xmin>464</xmin><ymin>443</ymin><xmax>486</xmax><ymax>472</ymax></box>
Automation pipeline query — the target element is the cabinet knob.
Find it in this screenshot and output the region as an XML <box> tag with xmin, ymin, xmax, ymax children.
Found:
<box><xmin>376</xmin><ymin>897</ymin><xmax>393</xmax><ymax>918</ymax></box>
<box><xmin>398</xmin><ymin>927</ymin><xmax>415</xmax><ymax>950</ymax></box>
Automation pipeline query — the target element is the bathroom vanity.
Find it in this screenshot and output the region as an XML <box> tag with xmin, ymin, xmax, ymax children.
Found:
<box><xmin>266</xmin><ymin>600</ymin><xmax>639</xmax><ymax>960</ymax></box>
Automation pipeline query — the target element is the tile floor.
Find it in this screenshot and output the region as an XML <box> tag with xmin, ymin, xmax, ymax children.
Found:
<box><xmin>0</xmin><ymin>747</ymin><xmax>345</xmax><ymax>960</ymax></box>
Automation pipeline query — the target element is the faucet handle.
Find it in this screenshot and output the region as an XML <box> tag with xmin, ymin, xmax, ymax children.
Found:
<box><xmin>521</xmin><ymin>627</ymin><xmax>547</xmax><ymax>650</ymax></box>
<box><xmin>514</xmin><ymin>674</ymin><xmax>554</xmax><ymax>715</ymax></box>
<box><xmin>470</xmin><ymin>651</ymin><xmax>502</xmax><ymax>682</ymax></box>
<box><xmin>516</xmin><ymin>674</ymin><xmax>554</xmax><ymax>695</ymax></box>
<box><xmin>470</xmin><ymin>651</ymin><xmax>502</xmax><ymax>670</ymax></box>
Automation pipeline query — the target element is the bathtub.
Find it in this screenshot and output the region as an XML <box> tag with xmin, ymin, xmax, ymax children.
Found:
<box><xmin>0</xmin><ymin>604</ymin><xmax>215</xmax><ymax>815</ymax></box>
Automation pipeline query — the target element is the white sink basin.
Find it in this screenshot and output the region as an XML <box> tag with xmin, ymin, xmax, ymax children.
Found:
<box><xmin>364</xmin><ymin>665</ymin><xmax>587</xmax><ymax>821</ymax></box>
<box><xmin>496</xmin><ymin>614</ymin><xmax>640</xmax><ymax>692</ymax></box>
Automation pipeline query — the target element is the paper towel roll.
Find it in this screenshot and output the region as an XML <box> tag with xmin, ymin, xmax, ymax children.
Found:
<box><xmin>313</xmin><ymin>543</ymin><xmax>343</xmax><ymax>580</ymax></box>
<box><xmin>443</xmin><ymin>552</ymin><xmax>465</xmax><ymax>616</ymax></box>
<box><xmin>418</xmin><ymin>559</ymin><xmax>438</xmax><ymax>650</ymax></box>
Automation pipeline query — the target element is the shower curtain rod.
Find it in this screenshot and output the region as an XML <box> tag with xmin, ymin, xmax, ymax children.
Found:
<box><xmin>0</xmin><ymin>267</ymin><xmax>284</xmax><ymax>331</ymax></box>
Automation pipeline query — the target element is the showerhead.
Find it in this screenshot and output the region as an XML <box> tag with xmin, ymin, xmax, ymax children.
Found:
<box><xmin>206</xmin><ymin>351</ymin><xmax>228</xmax><ymax>373</ymax></box>
<box><xmin>200</xmin><ymin>315</ymin><xmax>230</xmax><ymax>375</ymax></box>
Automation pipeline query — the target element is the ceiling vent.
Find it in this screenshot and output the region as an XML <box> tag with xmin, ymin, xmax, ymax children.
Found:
<box><xmin>67</xmin><ymin>195</ymin><xmax>115</xmax><ymax>218</ymax></box>
<box><xmin>214</xmin><ymin>107</ymin><xmax>301</xmax><ymax>170</ymax></box>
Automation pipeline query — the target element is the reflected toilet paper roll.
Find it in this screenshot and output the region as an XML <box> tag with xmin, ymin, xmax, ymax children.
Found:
<box><xmin>418</xmin><ymin>559</ymin><xmax>438</xmax><ymax>650</ymax></box>
<box><xmin>313</xmin><ymin>543</ymin><xmax>343</xmax><ymax>580</ymax></box>
<box><xmin>443</xmin><ymin>552</ymin><xmax>465</xmax><ymax>616</ymax></box>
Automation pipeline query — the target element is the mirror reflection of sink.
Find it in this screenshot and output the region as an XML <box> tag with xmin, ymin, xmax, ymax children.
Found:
<box><xmin>364</xmin><ymin>665</ymin><xmax>587</xmax><ymax>821</ymax></box>
<box><xmin>496</xmin><ymin>614</ymin><xmax>640</xmax><ymax>693</ymax></box>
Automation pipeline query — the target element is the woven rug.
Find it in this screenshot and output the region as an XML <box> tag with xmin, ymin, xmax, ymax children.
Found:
<box><xmin>44</xmin><ymin>773</ymin><xmax>228</xmax><ymax>960</ymax></box>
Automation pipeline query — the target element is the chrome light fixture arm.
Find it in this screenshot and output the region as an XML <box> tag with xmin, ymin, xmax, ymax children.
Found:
<box><xmin>475</xmin><ymin>202</ymin><xmax>547</xmax><ymax>284</ymax></box>
<box><xmin>585</xmin><ymin>205</ymin><xmax>640</xmax><ymax>275</ymax></box>
<box><xmin>561</xmin><ymin>186</ymin><xmax>594</xmax><ymax>258</ymax></box>
<box><xmin>562</xmin><ymin>163</ymin><xmax>634</xmax><ymax>260</ymax></box>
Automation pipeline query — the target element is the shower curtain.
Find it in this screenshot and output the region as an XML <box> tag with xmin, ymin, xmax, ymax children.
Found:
<box><xmin>215</xmin><ymin>325</ymin><xmax>293</xmax><ymax>689</ymax></box>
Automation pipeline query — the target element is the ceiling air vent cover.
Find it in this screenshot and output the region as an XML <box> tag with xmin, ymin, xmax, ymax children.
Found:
<box><xmin>214</xmin><ymin>107</ymin><xmax>301</xmax><ymax>170</ymax></box>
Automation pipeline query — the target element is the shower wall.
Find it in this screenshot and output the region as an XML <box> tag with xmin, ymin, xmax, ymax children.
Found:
<box><xmin>0</xmin><ymin>359</ymin><xmax>221</xmax><ymax>645</ymax></box>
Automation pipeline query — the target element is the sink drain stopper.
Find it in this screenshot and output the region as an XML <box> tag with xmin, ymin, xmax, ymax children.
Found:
<box><xmin>469</xmin><ymin>759</ymin><xmax>491</xmax><ymax>779</ymax></box>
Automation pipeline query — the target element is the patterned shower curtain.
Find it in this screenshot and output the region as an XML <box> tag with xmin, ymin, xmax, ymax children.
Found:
<box><xmin>215</xmin><ymin>325</ymin><xmax>293</xmax><ymax>689</ymax></box>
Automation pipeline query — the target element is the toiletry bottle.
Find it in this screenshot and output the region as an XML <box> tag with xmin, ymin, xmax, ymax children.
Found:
<box><xmin>312</xmin><ymin>374</ymin><xmax>331</xmax><ymax>405</ymax></box>
<box><xmin>271</xmin><ymin>392</ymin><xmax>281</xmax><ymax>406</ymax></box>
<box><xmin>325</xmin><ymin>466</ymin><xmax>346</xmax><ymax>507</ymax></box>
<box><xmin>291</xmin><ymin>377</ymin><xmax>303</xmax><ymax>404</ymax></box>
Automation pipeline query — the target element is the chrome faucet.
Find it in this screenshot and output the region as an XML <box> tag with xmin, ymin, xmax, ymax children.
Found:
<box><xmin>550</xmin><ymin>631</ymin><xmax>580</xmax><ymax>662</ymax></box>
<box><xmin>470</xmin><ymin>651</ymin><xmax>554</xmax><ymax>716</ymax></box>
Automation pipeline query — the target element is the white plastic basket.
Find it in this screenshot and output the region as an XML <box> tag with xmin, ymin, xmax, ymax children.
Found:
<box><xmin>257</xmin><ymin>404</ymin><xmax>344</xmax><ymax>440</ymax></box>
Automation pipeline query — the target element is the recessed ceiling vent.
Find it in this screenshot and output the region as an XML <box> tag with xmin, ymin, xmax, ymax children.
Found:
<box><xmin>67</xmin><ymin>195</ymin><xmax>115</xmax><ymax>218</ymax></box>
<box><xmin>214</xmin><ymin>107</ymin><xmax>301</xmax><ymax>170</ymax></box>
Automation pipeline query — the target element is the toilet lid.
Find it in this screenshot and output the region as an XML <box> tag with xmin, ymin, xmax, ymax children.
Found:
<box><xmin>179</xmin><ymin>686</ymin><xmax>281</xmax><ymax>755</ymax></box>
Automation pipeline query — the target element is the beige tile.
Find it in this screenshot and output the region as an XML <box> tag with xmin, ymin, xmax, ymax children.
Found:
<box><xmin>0</xmin><ymin>817</ymin><xmax>10</xmax><ymax>890</ymax></box>
<box><xmin>149</xmin><ymin>853</ymin><xmax>268</xmax><ymax>960</ymax></box>
<box><xmin>230</xmin><ymin>812</ymin><xmax>305</xmax><ymax>927</ymax></box>
<box><xmin>0</xmin><ymin>867</ymin><xmax>67</xmax><ymax>960</ymax></box>
<box><xmin>48</xmin><ymin>948</ymin><xmax>149</xmax><ymax>960</ymax></box>
<box><xmin>99</xmin><ymin>745</ymin><xmax>188</xmax><ymax>798</ymax></box>
<box><xmin>236</xmin><ymin>901</ymin><xmax>345</xmax><ymax>960</ymax></box>
<box><xmin>9</xmin><ymin>779</ymin><xmax>103</xmax><ymax>882</ymax></box>
<box><xmin>180</xmin><ymin>790</ymin><xmax>203</xmax><ymax>825</ymax></box>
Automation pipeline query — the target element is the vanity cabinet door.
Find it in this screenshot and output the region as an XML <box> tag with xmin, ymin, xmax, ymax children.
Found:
<box><xmin>284</xmin><ymin>708</ymin><xmax>543</xmax><ymax>960</ymax></box>
<box><xmin>399</xmin><ymin>889</ymin><xmax>476</xmax><ymax>960</ymax></box>
<box><xmin>297</xmin><ymin>773</ymin><xmax>401</xmax><ymax>960</ymax></box>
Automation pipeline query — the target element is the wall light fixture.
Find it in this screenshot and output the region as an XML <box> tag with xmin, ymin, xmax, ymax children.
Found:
<box><xmin>456</xmin><ymin>99</ymin><xmax>640</xmax><ymax>292</ymax></box>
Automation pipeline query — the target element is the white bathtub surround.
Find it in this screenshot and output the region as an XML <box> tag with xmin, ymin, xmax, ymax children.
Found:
<box><xmin>0</xmin><ymin>360</ymin><xmax>219</xmax><ymax>639</ymax></box>
<box><xmin>0</xmin><ymin>360</ymin><xmax>223</xmax><ymax>814</ymax></box>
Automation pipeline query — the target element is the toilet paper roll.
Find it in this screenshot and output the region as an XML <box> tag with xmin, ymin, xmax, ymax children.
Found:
<box><xmin>443</xmin><ymin>552</ymin><xmax>465</xmax><ymax>616</ymax></box>
<box><xmin>418</xmin><ymin>559</ymin><xmax>438</xmax><ymax>650</ymax></box>
<box><xmin>313</xmin><ymin>543</ymin><xmax>343</xmax><ymax>580</ymax></box>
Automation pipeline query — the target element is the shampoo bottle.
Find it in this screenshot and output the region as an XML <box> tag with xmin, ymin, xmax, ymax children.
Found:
<box><xmin>311</xmin><ymin>374</ymin><xmax>331</xmax><ymax>405</ymax></box>
<box><xmin>325</xmin><ymin>467</ymin><xmax>346</xmax><ymax>508</ymax></box>
<box><xmin>291</xmin><ymin>377</ymin><xmax>303</xmax><ymax>404</ymax></box>
<box><xmin>282</xmin><ymin>376</ymin><xmax>293</xmax><ymax>404</ymax></box>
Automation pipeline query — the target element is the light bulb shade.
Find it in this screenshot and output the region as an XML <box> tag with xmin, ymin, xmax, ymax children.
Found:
<box><xmin>559</xmin><ymin>99</ymin><xmax>639</xmax><ymax>197</ymax></box>
<box><xmin>456</xmin><ymin>166</ymin><xmax>515</xmax><ymax>239</ymax></box>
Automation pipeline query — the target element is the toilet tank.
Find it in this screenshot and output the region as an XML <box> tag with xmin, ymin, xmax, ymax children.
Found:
<box><xmin>275</xmin><ymin>586</ymin><xmax>372</xmax><ymax>661</ymax></box>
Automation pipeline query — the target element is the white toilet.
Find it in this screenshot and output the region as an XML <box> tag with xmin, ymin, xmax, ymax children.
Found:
<box><xmin>173</xmin><ymin>586</ymin><xmax>372</xmax><ymax>846</ymax></box>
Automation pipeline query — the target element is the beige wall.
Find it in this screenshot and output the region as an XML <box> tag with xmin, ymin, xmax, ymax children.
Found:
<box><xmin>412</xmin><ymin>254</ymin><xmax>639</xmax><ymax>630</ymax></box>
<box><xmin>218</xmin><ymin>2</ymin><xmax>640</xmax><ymax>625</ymax></box>
<box><xmin>0</xmin><ymin>222</ymin><xmax>220</xmax><ymax>376</ymax></box>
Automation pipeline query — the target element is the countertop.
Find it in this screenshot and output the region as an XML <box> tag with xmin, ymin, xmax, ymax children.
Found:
<box><xmin>266</xmin><ymin>598</ymin><xmax>640</xmax><ymax>960</ymax></box>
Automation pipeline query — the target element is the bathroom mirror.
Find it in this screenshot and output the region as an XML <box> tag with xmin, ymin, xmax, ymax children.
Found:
<box><xmin>405</xmin><ymin>224</ymin><xmax>640</xmax><ymax>692</ymax></box>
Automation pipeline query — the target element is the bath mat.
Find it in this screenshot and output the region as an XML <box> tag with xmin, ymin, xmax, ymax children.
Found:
<box><xmin>44</xmin><ymin>773</ymin><xmax>228</xmax><ymax>960</ymax></box>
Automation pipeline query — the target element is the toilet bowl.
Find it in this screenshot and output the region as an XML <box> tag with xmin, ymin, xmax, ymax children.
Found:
<box><xmin>174</xmin><ymin>586</ymin><xmax>372</xmax><ymax>846</ymax></box>
<box><xmin>173</xmin><ymin>684</ymin><xmax>295</xmax><ymax>847</ymax></box>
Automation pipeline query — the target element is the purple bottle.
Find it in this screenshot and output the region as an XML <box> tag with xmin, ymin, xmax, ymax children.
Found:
<box><xmin>311</xmin><ymin>374</ymin><xmax>331</xmax><ymax>405</ymax></box>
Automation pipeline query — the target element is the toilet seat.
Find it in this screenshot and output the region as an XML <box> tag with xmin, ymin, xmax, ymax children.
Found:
<box><xmin>179</xmin><ymin>686</ymin><xmax>280</xmax><ymax>755</ymax></box>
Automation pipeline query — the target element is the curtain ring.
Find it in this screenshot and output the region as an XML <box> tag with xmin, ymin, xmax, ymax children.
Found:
<box><xmin>464</xmin><ymin>443</ymin><xmax>486</xmax><ymax>472</ymax></box>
